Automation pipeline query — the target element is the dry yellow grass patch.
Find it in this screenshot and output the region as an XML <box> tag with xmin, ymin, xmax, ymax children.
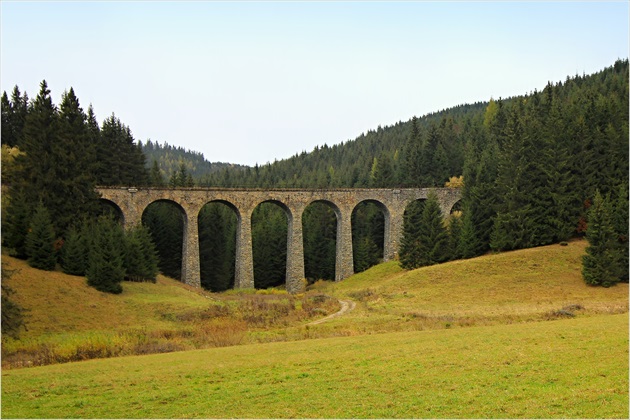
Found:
<box><xmin>310</xmin><ymin>240</ymin><xmax>628</xmax><ymax>332</ymax></box>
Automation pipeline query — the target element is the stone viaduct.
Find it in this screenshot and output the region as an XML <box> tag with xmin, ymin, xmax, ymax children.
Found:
<box><xmin>96</xmin><ymin>187</ymin><xmax>461</xmax><ymax>293</ymax></box>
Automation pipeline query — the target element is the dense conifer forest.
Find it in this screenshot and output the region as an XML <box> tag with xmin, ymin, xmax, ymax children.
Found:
<box><xmin>2</xmin><ymin>59</ymin><xmax>628</xmax><ymax>293</ymax></box>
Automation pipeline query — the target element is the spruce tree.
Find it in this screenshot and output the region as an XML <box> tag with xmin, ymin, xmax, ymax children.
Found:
<box><xmin>582</xmin><ymin>191</ymin><xmax>621</xmax><ymax>287</ymax></box>
<box><xmin>447</xmin><ymin>213</ymin><xmax>463</xmax><ymax>260</ymax></box>
<box><xmin>457</xmin><ymin>207</ymin><xmax>479</xmax><ymax>259</ymax></box>
<box><xmin>86</xmin><ymin>216</ymin><xmax>125</xmax><ymax>294</ymax></box>
<box><xmin>416</xmin><ymin>193</ymin><xmax>450</xmax><ymax>266</ymax></box>
<box><xmin>61</xmin><ymin>224</ymin><xmax>88</xmax><ymax>276</ymax></box>
<box><xmin>25</xmin><ymin>203</ymin><xmax>57</xmax><ymax>271</ymax></box>
<box><xmin>53</xmin><ymin>88</ymin><xmax>101</xmax><ymax>233</ymax></box>
<box><xmin>1</xmin><ymin>92</ymin><xmax>11</xmax><ymax>145</ymax></box>
<box><xmin>124</xmin><ymin>224</ymin><xmax>159</xmax><ymax>282</ymax></box>
<box><xmin>1</xmin><ymin>266</ymin><xmax>27</xmax><ymax>340</ymax></box>
<box><xmin>399</xmin><ymin>200</ymin><xmax>424</xmax><ymax>269</ymax></box>
<box><xmin>2</xmin><ymin>189</ymin><xmax>32</xmax><ymax>259</ymax></box>
<box><xmin>149</xmin><ymin>159</ymin><xmax>166</xmax><ymax>187</ymax></box>
<box><xmin>611</xmin><ymin>182</ymin><xmax>629</xmax><ymax>283</ymax></box>
<box><xmin>137</xmin><ymin>224</ymin><xmax>160</xmax><ymax>282</ymax></box>
<box><xmin>97</xmin><ymin>114</ymin><xmax>148</xmax><ymax>186</ymax></box>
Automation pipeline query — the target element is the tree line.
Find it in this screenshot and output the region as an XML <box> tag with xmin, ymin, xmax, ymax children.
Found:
<box><xmin>2</xmin><ymin>81</ymin><xmax>153</xmax><ymax>293</ymax></box>
<box><xmin>2</xmin><ymin>59</ymin><xmax>627</xmax><ymax>298</ymax></box>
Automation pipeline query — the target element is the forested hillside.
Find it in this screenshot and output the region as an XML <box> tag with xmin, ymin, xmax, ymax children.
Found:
<box><xmin>2</xmin><ymin>60</ymin><xmax>627</xmax><ymax>294</ymax></box>
<box><xmin>141</xmin><ymin>140</ymin><xmax>245</xmax><ymax>184</ymax></box>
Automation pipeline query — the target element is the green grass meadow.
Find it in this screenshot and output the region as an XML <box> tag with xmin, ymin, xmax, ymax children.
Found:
<box><xmin>2</xmin><ymin>314</ymin><xmax>627</xmax><ymax>418</ymax></box>
<box><xmin>2</xmin><ymin>239</ymin><xmax>628</xmax><ymax>418</ymax></box>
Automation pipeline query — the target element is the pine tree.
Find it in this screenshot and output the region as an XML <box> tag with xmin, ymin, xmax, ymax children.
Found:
<box><xmin>416</xmin><ymin>193</ymin><xmax>450</xmax><ymax>266</ymax></box>
<box><xmin>137</xmin><ymin>224</ymin><xmax>160</xmax><ymax>282</ymax></box>
<box><xmin>457</xmin><ymin>206</ymin><xmax>479</xmax><ymax>259</ymax></box>
<box><xmin>61</xmin><ymin>224</ymin><xmax>89</xmax><ymax>276</ymax></box>
<box><xmin>1</xmin><ymin>86</ymin><xmax>29</xmax><ymax>147</ymax></box>
<box><xmin>582</xmin><ymin>191</ymin><xmax>621</xmax><ymax>287</ymax></box>
<box><xmin>12</xmin><ymin>81</ymin><xmax>58</xmax><ymax>228</ymax></box>
<box><xmin>399</xmin><ymin>200</ymin><xmax>424</xmax><ymax>269</ymax></box>
<box><xmin>1</xmin><ymin>92</ymin><xmax>11</xmax><ymax>145</ymax></box>
<box><xmin>401</xmin><ymin>116</ymin><xmax>422</xmax><ymax>186</ymax></box>
<box><xmin>25</xmin><ymin>203</ymin><xmax>57</xmax><ymax>271</ymax></box>
<box><xmin>124</xmin><ymin>224</ymin><xmax>159</xmax><ymax>282</ymax></box>
<box><xmin>2</xmin><ymin>189</ymin><xmax>32</xmax><ymax>259</ymax></box>
<box><xmin>1</xmin><ymin>266</ymin><xmax>27</xmax><ymax>340</ymax></box>
<box><xmin>53</xmin><ymin>88</ymin><xmax>101</xmax><ymax>233</ymax></box>
<box><xmin>149</xmin><ymin>159</ymin><xmax>166</xmax><ymax>187</ymax></box>
<box><xmin>447</xmin><ymin>213</ymin><xmax>463</xmax><ymax>260</ymax></box>
<box><xmin>86</xmin><ymin>216</ymin><xmax>125</xmax><ymax>294</ymax></box>
<box><xmin>611</xmin><ymin>182</ymin><xmax>629</xmax><ymax>283</ymax></box>
<box><xmin>97</xmin><ymin>114</ymin><xmax>148</xmax><ymax>186</ymax></box>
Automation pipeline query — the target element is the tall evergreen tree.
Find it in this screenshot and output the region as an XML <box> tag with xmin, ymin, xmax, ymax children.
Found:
<box><xmin>399</xmin><ymin>200</ymin><xmax>424</xmax><ymax>269</ymax></box>
<box><xmin>1</xmin><ymin>86</ymin><xmax>29</xmax><ymax>147</ymax></box>
<box><xmin>1</xmin><ymin>266</ymin><xmax>27</xmax><ymax>340</ymax></box>
<box><xmin>61</xmin><ymin>223</ymin><xmax>89</xmax><ymax>276</ymax></box>
<box><xmin>149</xmin><ymin>159</ymin><xmax>166</xmax><ymax>187</ymax></box>
<box><xmin>611</xmin><ymin>182</ymin><xmax>629</xmax><ymax>283</ymax></box>
<box><xmin>416</xmin><ymin>193</ymin><xmax>450</xmax><ymax>266</ymax></box>
<box><xmin>2</xmin><ymin>189</ymin><xmax>32</xmax><ymax>259</ymax></box>
<box><xmin>25</xmin><ymin>203</ymin><xmax>57</xmax><ymax>271</ymax></box>
<box><xmin>582</xmin><ymin>191</ymin><xmax>622</xmax><ymax>287</ymax></box>
<box><xmin>124</xmin><ymin>224</ymin><xmax>159</xmax><ymax>282</ymax></box>
<box><xmin>1</xmin><ymin>92</ymin><xmax>11</xmax><ymax>145</ymax></box>
<box><xmin>86</xmin><ymin>216</ymin><xmax>125</xmax><ymax>294</ymax></box>
<box><xmin>53</xmin><ymin>88</ymin><xmax>101</xmax><ymax>233</ymax></box>
<box><xmin>97</xmin><ymin>113</ymin><xmax>148</xmax><ymax>186</ymax></box>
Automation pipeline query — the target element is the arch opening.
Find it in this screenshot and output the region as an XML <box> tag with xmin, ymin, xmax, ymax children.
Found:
<box><xmin>351</xmin><ymin>200</ymin><xmax>386</xmax><ymax>273</ymax></box>
<box><xmin>98</xmin><ymin>199</ymin><xmax>124</xmax><ymax>225</ymax></box>
<box><xmin>142</xmin><ymin>200</ymin><xmax>186</xmax><ymax>281</ymax></box>
<box><xmin>302</xmin><ymin>200</ymin><xmax>339</xmax><ymax>283</ymax></box>
<box><xmin>252</xmin><ymin>200</ymin><xmax>289</xmax><ymax>289</ymax></box>
<box><xmin>198</xmin><ymin>200</ymin><xmax>238</xmax><ymax>292</ymax></box>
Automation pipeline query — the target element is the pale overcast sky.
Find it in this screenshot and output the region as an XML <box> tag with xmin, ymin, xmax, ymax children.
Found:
<box><xmin>1</xmin><ymin>1</ymin><xmax>628</xmax><ymax>166</ymax></box>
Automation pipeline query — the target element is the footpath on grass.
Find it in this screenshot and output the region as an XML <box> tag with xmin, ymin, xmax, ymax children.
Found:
<box><xmin>307</xmin><ymin>299</ymin><xmax>356</xmax><ymax>325</ymax></box>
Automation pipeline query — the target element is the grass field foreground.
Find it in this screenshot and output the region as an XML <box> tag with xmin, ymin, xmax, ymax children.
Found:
<box><xmin>2</xmin><ymin>314</ymin><xmax>627</xmax><ymax>418</ymax></box>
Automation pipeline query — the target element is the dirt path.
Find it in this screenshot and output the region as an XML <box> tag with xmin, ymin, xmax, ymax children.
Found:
<box><xmin>307</xmin><ymin>299</ymin><xmax>356</xmax><ymax>325</ymax></box>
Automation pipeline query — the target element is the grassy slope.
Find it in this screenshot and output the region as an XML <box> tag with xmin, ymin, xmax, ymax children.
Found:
<box><xmin>1</xmin><ymin>257</ymin><xmax>211</xmax><ymax>337</ymax></box>
<box><xmin>2</xmin><ymin>239</ymin><xmax>628</xmax><ymax>418</ymax></box>
<box><xmin>306</xmin><ymin>240</ymin><xmax>628</xmax><ymax>334</ymax></box>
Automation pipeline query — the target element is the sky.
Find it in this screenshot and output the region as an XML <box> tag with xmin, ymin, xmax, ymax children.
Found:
<box><xmin>1</xmin><ymin>1</ymin><xmax>628</xmax><ymax>166</ymax></box>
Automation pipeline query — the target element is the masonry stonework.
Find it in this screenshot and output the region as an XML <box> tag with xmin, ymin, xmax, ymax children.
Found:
<box><xmin>97</xmin><ymin>187</ymin><xmax>461</xmax><ymax>293</ymax></box>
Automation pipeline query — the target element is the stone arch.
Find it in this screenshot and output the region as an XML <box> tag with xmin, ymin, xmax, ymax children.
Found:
<box><xmin>351</xmin><ymin>199</ymin><xmax>388</xmax><ymax>272</ymax></box>
<box><xmin>251</xmin><ymin>200</ymin><xmax>290</xmax><ymax>289</ymax></box>
<box><xmin>141</xmin><ymin>199</ymin><xmax>188</xmax><ymax>281</ymax></box>
<box><xmin>198</xmin><ymin>200</ymin><xmax>239</xmax><ymax>292</ymax></box>
<box><xmin>98</xmin><ymin>198</ymin><xmax>125</xmax><ymax>226</ymax></box>
<box><xmin>449</xmin><ymin>199</ymin><xmax>463</xmax><ymax>214</ymax></box>
<box><xmin>302</xmin><ymin>199</ymin><xmax>353</xmax><ymax>282</ymax></box>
